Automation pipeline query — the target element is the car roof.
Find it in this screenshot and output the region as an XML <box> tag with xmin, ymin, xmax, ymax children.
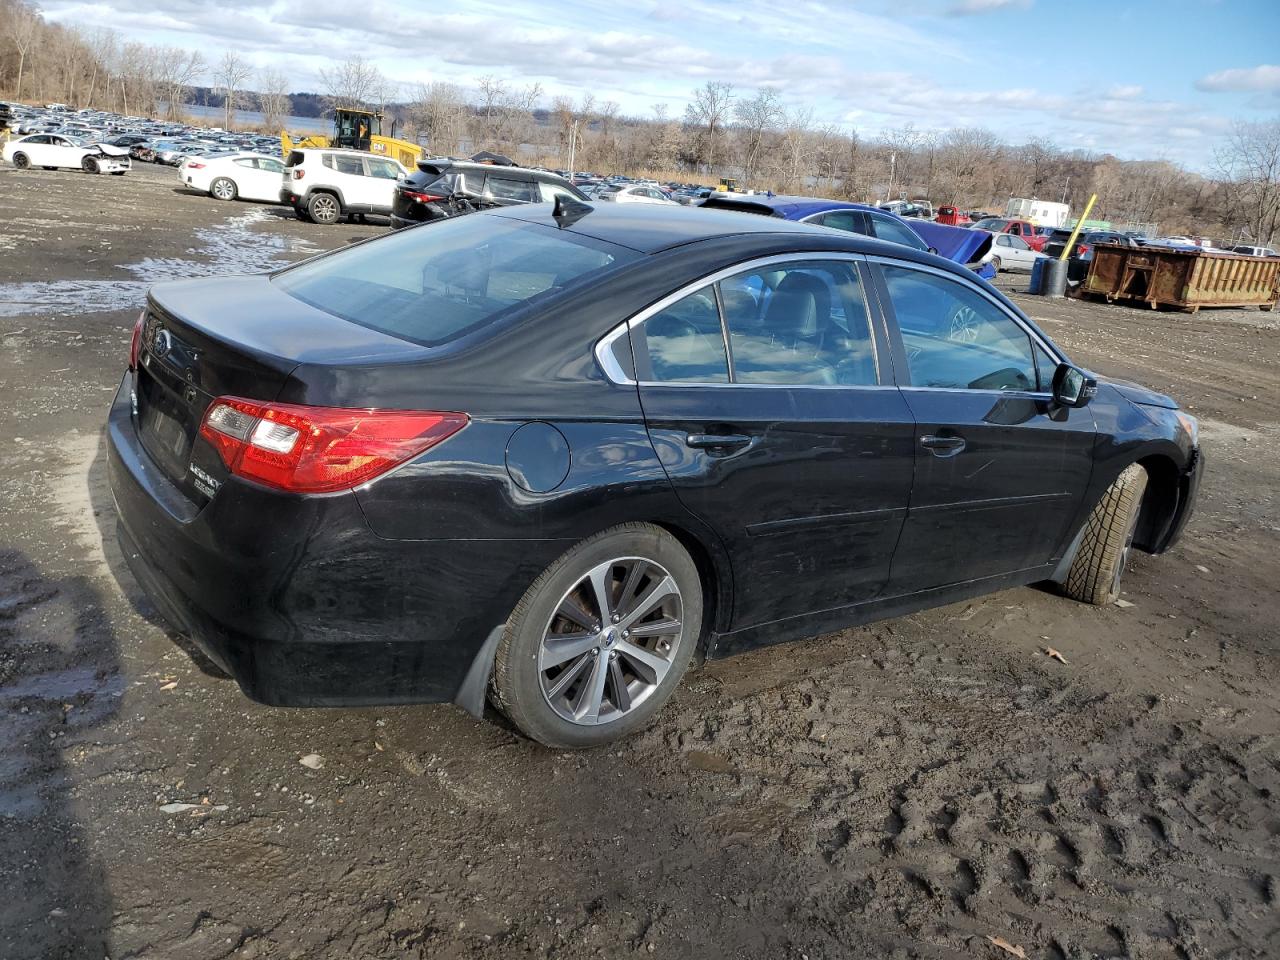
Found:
<box><xmin>700</xmin><ymin>194</ymin><xmax>886</xmax><ymax>219</ymax></box>
<box><xmin>489</xmin><ymin>200</ymin><xmax>937</xmax><ymax>258</ymax></box>
<box><xmin>416</xmin><ymin>159</ymin><xmax>569</xmax><ymax>182</ymax></box>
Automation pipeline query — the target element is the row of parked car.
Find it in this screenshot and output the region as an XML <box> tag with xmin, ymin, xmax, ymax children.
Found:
<box><xmin>1</xmin><ymin>101</ymin><xmax>289</xmax><ymax>174</ymax></box>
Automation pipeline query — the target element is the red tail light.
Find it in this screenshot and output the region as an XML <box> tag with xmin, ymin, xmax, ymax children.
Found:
<box><xmin>198</xmin><ymin>398</ymin><xmax>468</xmax><ymax>494</ymax></box>
<box><xmin>1077</xmin><ymin>243</ymin><xmax>1091</xmax><ymax>256</ymax></box>
<box><xmin>186</xmin><ymin>161</ymin><xmax>205</xmax><ymax>169</ymax></box>
<box><xmin>292</xmin><ymin>169</ymin><xmax>305</xmax><ymax>180</ymax></box>
<box><xmin>403</xmin><ymin>190</ymin><xmax>445</xmax><ymax>203</ymax></box>
<box><xmin>128</xmin><ymin>311</ymin><xmax>145</xmax><ymax>370</ymax></box>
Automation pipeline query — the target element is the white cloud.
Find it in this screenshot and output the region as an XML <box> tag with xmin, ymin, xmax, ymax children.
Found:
<box><xmin>1107</xmin><ymin>84</ymin><xmax>1144</xmax><ymax>100</ymax></box>
<box><xmin>946</xmin><ymin>0</ymin><xmax>1031</xmax><ymax>16</ymax></box>
<box><xmin>1195</xmin><ymin>64</ymin><xmax>1280</xmax><ymax>93</ymax></box>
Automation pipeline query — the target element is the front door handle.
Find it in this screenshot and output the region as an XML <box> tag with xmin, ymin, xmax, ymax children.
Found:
<box><xmin>920</xmin><ymin>434</ymin><xmax>966</xmax><ymax>457</ymax></box>
<box><xmin>686</xmin><ymin>433</ymin><xmax>753</xmax><ymax>451</ymax></box>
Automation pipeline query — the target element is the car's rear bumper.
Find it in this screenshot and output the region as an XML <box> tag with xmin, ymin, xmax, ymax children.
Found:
<box><xmin>106</xmin><ymin>374</ymin><xmax>545</xmax><ymax>707</ymax></box>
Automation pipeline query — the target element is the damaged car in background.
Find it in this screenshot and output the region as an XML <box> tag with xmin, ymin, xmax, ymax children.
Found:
<box><xmin>699</xmin><ymin>194</ymin><xmax>996</xmax><ymax>279</ymax></box>
<box><xmin>2</xmin><ymin>133</ymin><xmax>131</xmax><ymax>174</ymax></box>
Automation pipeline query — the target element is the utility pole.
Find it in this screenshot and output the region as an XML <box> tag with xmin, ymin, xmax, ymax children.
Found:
<box><xmin>568</xmin><ymin>120</ymin><xmax>578</xmax><ymax>184</ymax></box>
<box><xmin>886</xmin><ymin>151</ymin><xmax>895</xmax><ymax>203</ymax></box>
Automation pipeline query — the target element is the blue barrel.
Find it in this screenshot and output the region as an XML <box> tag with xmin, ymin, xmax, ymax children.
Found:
<box><xmin>1030</xmin><ymin>257</ymin><xmax>1045</xmax><ymax>295</ymax></box>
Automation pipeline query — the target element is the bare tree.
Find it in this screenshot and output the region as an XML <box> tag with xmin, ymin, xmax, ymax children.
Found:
<box><xmin>778</xmin><ymin>106</ymin><xmax>815</xmax><ymax>192</ymax></box>
<box><xmin>734</xmin><ymin>87</ymin><xmax>783</xmax><ymax>185</ymax></box>
<box><xmin>319</xmin><ymin>55</ymin><xmax>382</xmax><ymax>110</ymax></box>
<box><xmin>1215</xmin><ymin>120</ymin><xmax>1280</xmax><ymax>245</ymax></box>
<box><xmin>408</xmin><ymin>81</ymin><xmax>468</xmax><ymax>154</ymax></box>
<box><xmin>684</xmin><ymin>80</ymin><xmax>733</xmax><ymax>172</ymax></box>
<box><xmin>4</xmin><ymin>0</ymin><xmax>39</xmax><ymax>102</ymax></box>
<box><xmin>214</xmin><ymin>51</ymin><xmax>251</xmax><ymax>130</ymax></box>
<box><xmin>258</xmin><ymin>67</ymin><xmax>292</xmax><ymax>130</ymax></box>
<box><xmin>155</xmin><ymin>47</ymin><xmax>204</xmax><ymax>121</ymax></box>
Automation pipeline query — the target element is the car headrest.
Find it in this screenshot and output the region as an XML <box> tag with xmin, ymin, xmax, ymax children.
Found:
<box><xmin>763</xmin><ymin>272</ymin><xmax>830</xmax><ymax>340</ymax></box>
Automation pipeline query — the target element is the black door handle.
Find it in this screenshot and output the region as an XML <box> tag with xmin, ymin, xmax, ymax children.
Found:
<box><xmin>920</xmin><ymin>434</ymin><xmax>966</xmax><ymax>457</ymax></box>
<box><xmin>686</xmin><ymin>433</ymin><xmax>753</xmax><ymax>450</ymax></box>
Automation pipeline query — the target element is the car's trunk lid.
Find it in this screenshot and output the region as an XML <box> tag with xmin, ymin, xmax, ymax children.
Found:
<box><xmin>134</xmin><ymin>274</ymin><xmax>427</xmax><ymax>498</ymax></box>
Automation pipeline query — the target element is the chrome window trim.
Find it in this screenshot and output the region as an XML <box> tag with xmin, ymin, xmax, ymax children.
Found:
<box><xmin>865</xmin><ymin>254</ymin><xmax>1064</xmax><ymax>367</ymax></box>
<box><xmin>593</xmin><ymin>252</ymin><xmax>883</xmax><ymax>389</ymax></box>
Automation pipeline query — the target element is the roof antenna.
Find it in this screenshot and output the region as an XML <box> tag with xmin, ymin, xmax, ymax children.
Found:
<box><xmin>552</xmin><ymin>194</ymin><xmax>594</xmax><ymax>228</ymax></box>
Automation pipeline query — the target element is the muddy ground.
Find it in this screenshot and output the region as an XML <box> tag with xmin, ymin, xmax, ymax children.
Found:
<box><xmin>1</xmin><ymin>162</ymin><xmax>1277</xmax><ymax>960</ymax></box>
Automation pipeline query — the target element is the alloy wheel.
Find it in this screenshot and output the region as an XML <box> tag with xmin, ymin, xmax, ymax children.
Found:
<box><xmin>212</xmin><ymin>178</ymin><xmax>236</xmax><ymax>201</ymax></box>
<box><xmin>310</xmin><ymin>195</ymin><xmax>339</xmax><ymax>224</ymax></box>
<box><xmin>538</xmin><ymin>557</ymin><xmax>684</xmax><ymax>726</ymax></box>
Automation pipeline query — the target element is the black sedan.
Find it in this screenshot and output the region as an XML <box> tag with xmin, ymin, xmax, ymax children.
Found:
<box><xmin>107</xmin><ymin>202</ymin><xmax>1202</xmax><ymax>747</ymax></box>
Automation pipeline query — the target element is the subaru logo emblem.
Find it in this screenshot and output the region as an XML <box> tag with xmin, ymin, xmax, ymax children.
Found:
<box><xmin>154</xmin><ymin>328</ymin><xmax>172</xmax><ymax>359</ymax></box>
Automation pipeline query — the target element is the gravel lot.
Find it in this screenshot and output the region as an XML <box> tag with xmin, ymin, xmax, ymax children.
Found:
<box><xmin>1</xmin><ymin>163</ymin><xmax>1277</xmax><ymax>960</ymax></box>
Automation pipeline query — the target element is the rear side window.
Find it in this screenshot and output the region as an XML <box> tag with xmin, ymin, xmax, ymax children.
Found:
<box><xmin>273</xmin><ymin>215</ymin><xmax>638</xmax><ymax>347</ymax></box>
<box><xmin>632</xmin><ymin>260</ymin><xmax>877</xmax><ymax>387</ymax></box>
<box><xmin>334</xmin><ymin>155</ymin><xmax>363</xmax><ymax>176</ymax></box>
<box><xmin>485</xmin><ymin>176</ymin><xmax>538</xmax><ymax>202</ymax></box>
<box><xmin>818</xmin><ymin>210</ymin><xmax>863</xmax><ymax>234</ymax></box>
<box><xmin>720</xmin><ymin>261</ymin><xmax>876</xmax><ymax>385</ymax></box>
<box><xmin>634</xmin><ymin>291</ymin><xmax>729</xmax><ymax>383</ymax></box>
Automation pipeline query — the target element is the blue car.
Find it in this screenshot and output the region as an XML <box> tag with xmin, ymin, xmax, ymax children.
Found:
<box><xmin>700</xmin><ymin>194</ymin><xmax>996</xmax><ymax>280</ymax></box>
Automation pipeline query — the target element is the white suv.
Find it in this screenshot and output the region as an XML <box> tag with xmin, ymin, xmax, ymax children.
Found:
<box><xmin>281</xmin><ymin>148</ymin><xmax>408</xmax><ymax>224</ymax></box>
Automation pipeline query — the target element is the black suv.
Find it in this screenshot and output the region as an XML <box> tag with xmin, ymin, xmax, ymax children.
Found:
<box><xmin>390</xmin><ymin>159</ymin><xmax>587</xmax><ymax>230</ymax></box>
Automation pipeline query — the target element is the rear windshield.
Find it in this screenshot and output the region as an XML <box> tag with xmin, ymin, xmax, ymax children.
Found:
<box><xmin>272</xmin><ymin>214</ymin><xmax>639</xmax><ymax>346</ymax></box>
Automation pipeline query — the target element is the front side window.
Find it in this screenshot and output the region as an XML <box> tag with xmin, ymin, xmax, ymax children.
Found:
<box><xmin>868</xmin><ymin>213</ymin><xmax>926</xmax><ymax>251</ymax></box>
<box><xmin>260</xmin><ymin>158</ymin><xmax>284</xmax><ymax>174</ymax></box>
<box><xmin>366</xmin><ymin>158</ymin><xmax>401</xmax><ymax>179</ymax></box>
<box><xmin>538</xmin><ymin>182</ymin><xmax>579</xmax><ymax>203</ymax></box>
<box><xmin>882</xmin><ymin>265</ymin><xmax>1037</xmax><ymax>392</ymax></box>
<box><xmin>274</xmin><ymin>215</ymin><xmax>638</xmax><ymax>347</ymax></box>
<box><xmin>1007</xmin><ymin>235</ymin><xmax>1031</xmax><ymax>251</ymax></box>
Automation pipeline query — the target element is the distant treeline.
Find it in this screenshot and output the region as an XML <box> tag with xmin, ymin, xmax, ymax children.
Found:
<box><xmin>186</xmin><ymin>86</ymin><xmax>328</xmax><ymax>119</ymax></box>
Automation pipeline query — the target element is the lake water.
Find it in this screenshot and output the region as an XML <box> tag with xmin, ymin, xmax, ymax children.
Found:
<box><xmin>176</xmin><ymin>102</ymin><xmax>329</xmax><ymax>134</ymax></box>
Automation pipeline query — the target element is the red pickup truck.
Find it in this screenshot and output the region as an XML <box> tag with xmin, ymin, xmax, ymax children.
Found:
<box><xmin>971</xmin><ymin>217</ymin><xmax>1047</xmax><ymax>251</ymax></box>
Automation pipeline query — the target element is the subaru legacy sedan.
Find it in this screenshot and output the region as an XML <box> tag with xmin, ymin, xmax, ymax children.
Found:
<box><xmin>107</xmin><ymin>202</ymin><xmax>1202</xmax><ymax>748</ymax></box>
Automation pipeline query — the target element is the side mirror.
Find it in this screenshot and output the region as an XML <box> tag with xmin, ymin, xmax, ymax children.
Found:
<box><xmin>1052</xmin><ymin>363</ymin><xmax>1097</xmax><ymax>408</ymax></box>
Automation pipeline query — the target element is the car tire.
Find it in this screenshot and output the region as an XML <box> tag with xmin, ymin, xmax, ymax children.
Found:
<box><xmin>1063</xmin><ymin>463</ymin><xmax>1149</xmax><ymax>606</ymax></box>
<box><xmin>490</xmin><ymin>522</ymin><xmax>703</xmax><ymax>748</ymax></box>
<box><xmin>82</xmin><ymin>156</ymin><xmax>100</xmax><ymax>174</ymax></box>
<box><xmin>991</xmin><ymin>256</ymin><xmax>1002</xmax><ymax>272</ymax></box>
<box><xmin>307</xmin><ymin>192</ymin><xmax>341</xmax><ymax>225</ymax></box>
<box><xmin>210</xmin><ymin>177</ymin><xmax>237</xmax><ymax>201</ymax></box>
<box><xmin>12</xmin><ymin>152</ymin><xmax>30</xmax><ymax>169</ymax></box>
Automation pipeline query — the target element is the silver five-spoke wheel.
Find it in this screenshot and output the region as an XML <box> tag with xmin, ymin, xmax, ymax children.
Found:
<box><xmin>538</xmin><ymin>557</ymin><xmax>683</xmax><ymax>726</ymax></box>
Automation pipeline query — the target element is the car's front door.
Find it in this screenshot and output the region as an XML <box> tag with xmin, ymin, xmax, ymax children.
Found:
<box><xmin>870</xmin><ymin>260</ymin><xmax>1096</xmax><ymax>595</ymax></box>
<box><xmin>628</xmin><ymin>255</ymin><xmax>916</xmax><ymax>632</ymax></box>
<box><xmin>331</xmin><ymin>153</ymin><xmax>370</xmax><ymax>208</ymax></box>
<box><xmin>363</xmin><ymin>157</ymin><xmax>402</xmax><ymax>211</ymax></box>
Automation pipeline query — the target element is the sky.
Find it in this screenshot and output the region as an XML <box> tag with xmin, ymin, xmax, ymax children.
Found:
<box><xmin>38</xmin><ymin>0</ymin><xmax>1280</xmax><ymax>169</ymax></box>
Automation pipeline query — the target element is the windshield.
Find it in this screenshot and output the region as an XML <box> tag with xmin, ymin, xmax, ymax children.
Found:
<box><xmin>273</xmin><ymin>214</ymin><xmax>640</xmax><ymax>347</ymax></box>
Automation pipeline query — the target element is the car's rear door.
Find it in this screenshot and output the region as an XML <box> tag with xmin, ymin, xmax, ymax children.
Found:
<box><xmin>626</xmin><ymin>254</ymin><xmax>915</xmax><ymax>633</ymax></box>
<box><xmin>868</xmin><ymin>259</ymin><xmax>1096</xmax><ymax>595</ymax></box>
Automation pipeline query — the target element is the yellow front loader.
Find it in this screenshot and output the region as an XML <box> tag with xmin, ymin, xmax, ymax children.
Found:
<box><xmin>281</xmin><ymin>108</ymin><xmax>422</xmax><ymax>169</ymax></box>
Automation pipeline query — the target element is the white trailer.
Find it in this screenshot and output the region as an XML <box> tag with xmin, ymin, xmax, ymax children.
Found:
<box><xmin>1005</xmin><ymin>198</ymin><xmax>1069</xmax><ymax>227</ymax></box>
